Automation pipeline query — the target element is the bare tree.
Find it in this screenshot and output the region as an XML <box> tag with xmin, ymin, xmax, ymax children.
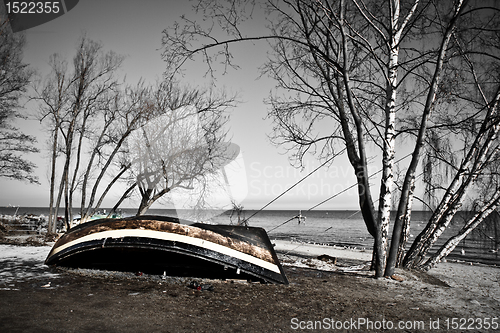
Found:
<box><xmin>116</xmin><ymin>80</ymin><xmax>236</xmax><ymax>216</ymax></box>
<box><xmin>77</xmin><ymin>81</ymin><xmax>153</xmax><ymax>222</ymax></box>
<box><xmin>0</xmin><ymin>8</ymin><xmax>38</xmax><ymax>184</ymax></box>
<box><xmin>230</xmin><ymin>200</ymin><xmax>246</xmax><ymax>226</ymax></box>
<box><xmin>35</xmin><ymin>35</ymin><xmax>124</xmax><ymax>230</ymax></box>
<box><xmin>161</xmin><ymin>0</ymin><xmax>500</xmax><ymax>276</ymax></box>
<box><xmin>36</xmin><ymin>34</ymin><xmax>237</xmax><ymax>228</ymax></box>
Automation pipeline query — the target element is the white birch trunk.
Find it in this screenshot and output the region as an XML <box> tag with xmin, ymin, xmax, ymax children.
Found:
<box><xmin>376</xmin><ymin>0</ymin><xmax>414</xmax><ymax>277</ymax></box>
<box><xmin>382</xmin><ymin>0</ymin><xmax>422</xmax><ymax>277</ymax></box>
<box><xmin>404</xmin><ymin>146</ymin><xmax>481</xmax><ymax>266</ymax></box>
<box><xmin>376</xmin><ymin>56</ymin><xmax>397</xmax><ymax>277</ymax></box>
<box><xmin>423</xmin><ymin>194</ymin><xmax>500</xmax><ymax>270</ymax></box>
<box><xmin>407</xmin><ymin>118</ymin><xmax>500</xmax><ymax>267</ymax></box>
<box><xmin>402</xmin><ymin>0</ymin><xmax>483</xmax><ymax>268</ymax></box>
<box><xmin>396</xmin><ymin>178</ymin><xmax>415</xmax><ymax>266</ymax></box>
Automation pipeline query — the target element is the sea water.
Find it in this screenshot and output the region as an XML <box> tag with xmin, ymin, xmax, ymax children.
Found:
<box><xmin>1</xmin><ymin>207</ymin><xmax>498</xmax><ymax>266</ymax></box>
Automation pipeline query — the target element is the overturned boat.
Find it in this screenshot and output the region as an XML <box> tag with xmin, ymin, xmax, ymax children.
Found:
<box><xmin>45</xmin><ymin>215</ymin><xmax>288</xmax><ymax>284</ymax></box>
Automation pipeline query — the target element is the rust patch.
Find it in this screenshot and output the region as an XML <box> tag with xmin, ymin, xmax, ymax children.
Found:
<box><xmin>51</xmin><ymin>219</ymin><xmax>274</xmax><ymax>264</ymax></box>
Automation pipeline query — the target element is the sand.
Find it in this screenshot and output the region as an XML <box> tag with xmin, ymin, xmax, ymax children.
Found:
<box><xmin>274</xmin><ymin>239</ymin><xmax>500</xmax><ymax>321</ymax></box>
<box><xmin>273</xmin><ymin>238</ymin><xmax>500</xmax><ymax>300</ymax></box>
<box><xmin>0</xmin><ymin>238</ymin><xmax>499</xmax><ymax>332</ymax></box>
<box><xmin>273</xmin><ymin>239</ymin><xmax>373</xmax><ymax>261</ymax></box>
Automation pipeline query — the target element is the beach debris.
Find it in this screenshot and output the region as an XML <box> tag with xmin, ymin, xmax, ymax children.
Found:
<box><xmin>128</xmin><ymin>292</ymin><xmax>140</xmax><ymax>296</ymax></box>
<box><xmin>44</xmin><ymin>233</ymin><xmax>59</xmax><ymax>242</ymax></box>
<box><xmin>281</xmin><ymin>256</ymin><xmax>343</xmax><ymax>272</ymax></box>
<box><xmin>469</xmin><ymin>300</ymin><xmax>481</xmax><ymax>306</ymax></box>
<box><xmin>0</xmin><ymin>221</ymin><xmax>8</xmax><ymax>235</ymax></box>
<box><xmin>227</xmin><ymin>279</ymin><xmax>248</xmax><ymax>284</ymax></box>
<box><xmin>390</xmin><ymin>274</ymin><xmax>404</xmax><ymax>282</ymax></box>
<box><xmin>340</xmin><ymin>264</ymin><xmax>366</xmax><ymax>272</ymax></box>
<box><xmin>317</xmin><ymin>254</ymin><xmax>337</xmax><ymax>265</ymax></box>
<box><xmin>135</xmin><ymin>271</ymin><xmax>143</xmax><ymax>276</ymax></box>
<box><xmin>188</xmin><ymin>280</ymin><xmax>214</xmax><ymax>291</ymax></box>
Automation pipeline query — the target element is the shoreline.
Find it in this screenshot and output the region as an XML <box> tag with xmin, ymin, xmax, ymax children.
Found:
<box><xmin>2</xmin><ymin>211</ymin><xmax>499</xmax><ymax>266</ymax></box>
<box><xmin>273</xmin><ymin>238</ymin><xmax>500</xmax><ymax>268</ymax></box>
<box><xmin>272</xmin><ymin>239</ymin><xmax>373</xmax><ymax>262</ymax></box>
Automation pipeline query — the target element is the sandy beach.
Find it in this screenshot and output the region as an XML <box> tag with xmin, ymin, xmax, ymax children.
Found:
<box><xmin>0</xmin><ymin>236</ymin><xmax>499</xmax><ymax>332</ymax></box>
<box><xmin>273</xmin><ymin>239</ymin><xmax>373</xmax><ymax>261</ymax></box>
<box><xmin>273</xmin><ymin>239</ymin><xmax>500</xmax><ymax>321</ymax></box>
<box><xmin>273</xmin><ymin>238</ymin><xmax>500</xmax><ymax>300</ymax></box>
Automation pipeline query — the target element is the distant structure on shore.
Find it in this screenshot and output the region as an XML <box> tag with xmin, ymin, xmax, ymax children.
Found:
<box><xmin>295</xmin><ymin>210</ymin><xmax>306</xmax><ymax>224</ymax></box>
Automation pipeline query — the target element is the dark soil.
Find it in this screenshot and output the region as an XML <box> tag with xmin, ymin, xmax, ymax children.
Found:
<box><xmin>0</xmin><ymin>260</ymin><xmax>468</xmax><ymax>333</ymax></box>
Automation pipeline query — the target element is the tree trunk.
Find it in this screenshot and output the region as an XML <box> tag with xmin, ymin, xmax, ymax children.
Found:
<box><xmin>110</xmin><ymin>183</ymin><xmax>137</xmax><ymax>217</ymax></box>
<box><xmin>137</xmin><ymin>187</ymin><xmax>170</xmax><ymax>216</ymax></box>
<box><xmin>396</xmin><ymin>179</ymin><xmax>415</xmax><ymax>266</ymax></box>
<box><xmin>80</xmin><ymin>116</ymin><xmax>114</xmax><ymax>217</ymax></box>
<box><xmin>48</xmin><ymin>126</ymin><xmax>59</xmax><ymax>234</ymax></box>
<box><xmin>387</xmin><ymin>1</ymin><xmax>467</xmax><ymax>274</ymax></box>
<box><xmin>83</xmin><ymin>128</ymin><xmax>135</xmax><ymax>219</ymax></box>
<box><xmin>91</xmin><ymin>164</ymin><xmax>131</xmax><ymax>218</ymax></box>
<box><xmin>63</xmin><ymin>121</ymin><xmax>75</xmax><ymax>230</ymax></box>
<box><xmin>377</xmin><ymin>29</ymin><xmax>399</xmax><ymax>277</ymax></box>
<box><xmin>137</xmin><ymin>188</ymin><xmax>154</xmax><ymax>216</ymax></box>
<box><xmin>337</xmin><ymin>3</ymin><xmax>379</xmax><ymax>266</ymax></box>
<box><xmin>422</xmin><ymin>194</ymin><xmax>500</xmax><ymax>270</ymax></box>
<box><xmin>69</xmin><ymin>117</ymin><xmax>87</xmax><ymax>226</ymax></box>
<box><xmin>404</xmin><ymin>118</ymin><xmax>500</xmax><ymax>268</ymax></box>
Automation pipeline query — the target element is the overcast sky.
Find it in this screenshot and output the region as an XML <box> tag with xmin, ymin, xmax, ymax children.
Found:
<box><xmin>1</xmin><ymin>0</ymin><xmax>367</xmax><ymax>211</ymax></box>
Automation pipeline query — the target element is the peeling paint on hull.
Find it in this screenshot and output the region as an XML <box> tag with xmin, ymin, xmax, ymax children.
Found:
<box><xmin>45</xmin><ymin>215</ymin><xmax>288</xmax><ymax>284</ymax></box>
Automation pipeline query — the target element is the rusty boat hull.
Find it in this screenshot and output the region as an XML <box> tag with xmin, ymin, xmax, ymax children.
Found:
<box><xmin>45</xmin><ymin>215</ymin><xmax>288</xmax><ymax>284</ymax></box>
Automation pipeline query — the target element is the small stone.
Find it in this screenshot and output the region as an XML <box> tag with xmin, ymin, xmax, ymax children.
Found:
<box><xmin>391</xmin><ymin>274</ymin><xmax>404</xmax><ymax>282</ymax></box>
<box><xmin>317</xmin><ymin>254</ymin><xmax>337</xmax><ymax>264</ymax></box>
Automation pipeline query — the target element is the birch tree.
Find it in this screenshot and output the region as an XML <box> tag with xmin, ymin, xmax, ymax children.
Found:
<box><xmin>162</xmin><ymin>0</ymin><xmax>500</xmax><ymax>276</ymax></box>
<box><xmin>425</xmin><ymin>170</ymin><xmax>500</xmax><ymax>269</ymax></box>
<box><xmin>403</xmin><ymin>44</ymin><xmax>500</xmax><ymax>269</ymax></box>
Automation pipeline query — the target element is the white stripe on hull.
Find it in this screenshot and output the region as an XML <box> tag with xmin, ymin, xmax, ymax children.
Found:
<box><xmin>50</xmin><ymin>228</ymin><xmax>281</xmax><ymax>274</ymax></box>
